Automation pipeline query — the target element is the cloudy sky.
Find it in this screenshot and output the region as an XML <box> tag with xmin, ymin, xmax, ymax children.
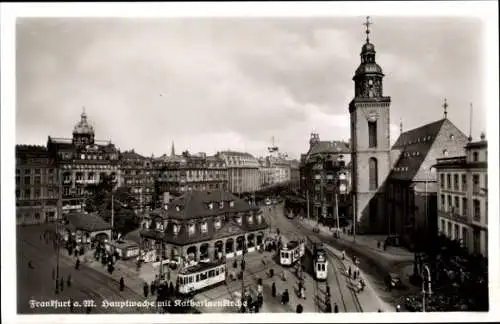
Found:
<box><xmin>16</xmin><ymin>17</ymin><xmax>485</xmax><ymax>159</ymax></box>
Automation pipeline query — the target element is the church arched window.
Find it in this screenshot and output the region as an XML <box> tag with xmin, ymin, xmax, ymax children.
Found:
<box><xmin>368</xmin><ymin>121</ymin><xmax>377</xmax><ymax>148</ymax></box>
<box><xmin>369</xmin><ymin>157</ymin><xmax>378</xmax><ymax>190</ymax></box>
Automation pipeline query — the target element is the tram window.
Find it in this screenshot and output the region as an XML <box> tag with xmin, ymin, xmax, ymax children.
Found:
<box><xmin>209</xmin><ymin>270</ymin><xmax>215</xmax><ymax>277</ymax></box>
<box><xmin>200</xmin><ymin>272</ymin><xmax>208</xmax><ymax>280</ymax></box>
<box><xmin>196</xmin><ymin>274</ymin><xmax>200</xmax><ymax>282</ymax></box>
<box><xmin>221</xmin><ymin>267</ymin><xmax>225</xmax><ymax>273</ymax></box>
<box><xmin>215</xmin><ymin>268</ymin><xmax>219</xmax><ymax>276</ymax></box>
<box><xmin>179</xmin><ymin>277</ymin><xmax>184</xmax><ymax>284</ymax></box>
<box><xmin>189</xmin><ymin>276</ymin><xmax>193</xmax><ymax>283</ymax></box>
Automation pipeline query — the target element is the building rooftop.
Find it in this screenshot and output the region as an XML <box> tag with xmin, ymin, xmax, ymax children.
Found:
<box><xmin>389</xmin><ymin>119</ymin><xmax>447</xmax><ymax>181</ymax></box>
<box><xmin>166</xmin><ymin>191</ymin><xmax>259</xmax><ymax>220</ymax></box>
<box><xmin>307</xmin><ymin>141</ymin><xmax>350</xmax><ymax>157</ymax></box>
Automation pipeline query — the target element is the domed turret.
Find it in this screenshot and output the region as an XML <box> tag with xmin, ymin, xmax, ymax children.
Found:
<box><xmin>72</xmin><ymin>108</ymin><xmax>95</xmax><ymax>145</ymax></box>
<box><xmin>352</xmin><ymin>17</ymin><xmax>385</xmax><ymax>99</ymax></box>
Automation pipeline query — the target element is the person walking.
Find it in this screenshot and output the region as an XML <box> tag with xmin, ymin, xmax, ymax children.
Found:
<box><xmin>143</xmin><ymin>282</ymin><xmax>149</xmax><ymax>298</ymax></box>
<box><xmin>272</xmin><ymin>282</ymin><xmax>277</xmax><ymax>297</ymax></box>
<box><xmin>326</xmin><ymin>285</ymin><xmax>331</xmax><ymax>298</ymax></box>
<box><xmin>396</xmin><ymin>304</ymin><xmax>401</xmax><ymax>312</ymax></box>
<box><xmin>75</xmin><ymin>258</ymin><xmax>80</xmax><ymax>270</ymax></box>
<box><xmin>67</xmin><ymin>275</ymin><xmax>72</xmax><ymax>288</ymax></box>
<box><xmin>60</xmin><ymin>277</ymin><xmax>64</xmax><ymax>291</ymax></box>
<box><xmin>296</xmin><ymin>304</ymin><xmax>303</xmax><ymax>313</ymax></box>
<box><xmin>334</xmin><ymin>302</ymin><xmax>339</xmax><ymax>313</ymax></box>
<box><xmin>119</xmin><ymin>277</ymin><xmax>125</xmax><ymax>291</ymax></box>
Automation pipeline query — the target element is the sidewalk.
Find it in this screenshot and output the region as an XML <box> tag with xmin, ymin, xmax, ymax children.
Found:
<box><xmin>299</xmin><ymin>218</ymin><xmax>413</xmax><ymax>262</ymax></box>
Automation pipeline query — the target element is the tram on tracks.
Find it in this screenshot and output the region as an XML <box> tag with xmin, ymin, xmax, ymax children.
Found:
<box><xmin>177</xmin><ymin>259</ymin><xmax>226</xmax><ymax>295</ymax></box>
<box><xmin>305</xmin><ymin>236</ymin><xmax>328</xmax><ymax>281</ymax></box>
<box><xmin>279</xmin><ymin>240</ymin><xmax>305</xmax><ymax>266</ymax></box>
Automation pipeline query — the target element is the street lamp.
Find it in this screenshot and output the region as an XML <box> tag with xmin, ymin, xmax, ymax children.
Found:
<box><xmin>422</xmin><ymin>265</ymin><xmax>432</xmax><ymax>312</ymax></box>
<box><xmin>240</xmin><ymin>242</ymin><xmax>247</xmax><ymax>312</ymax></box>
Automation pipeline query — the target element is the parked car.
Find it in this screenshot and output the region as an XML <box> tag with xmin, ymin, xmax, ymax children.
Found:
<box><xmin>388</xmin><ymin>272</ymin><xmax>403</xmax><ymax>289</ymax></box>
<box><xmin>385</xmin><ymin>235</ymin><xmax>402</xmax><ymax>247</ymax></box>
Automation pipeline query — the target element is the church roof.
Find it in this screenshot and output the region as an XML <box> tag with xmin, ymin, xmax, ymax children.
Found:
<box><xmin>389</xmin><ymin>119</ymin><xmax>446</xmax><ymax>181</ymax></box>
<box><xmin>121</xmin><ymin>150</ymin><xmax>146</xmax><ymax>160</ymax></box>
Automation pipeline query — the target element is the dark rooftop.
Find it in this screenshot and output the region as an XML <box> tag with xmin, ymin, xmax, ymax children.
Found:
<box><xmin>307</xmin><ymin>141</ymin><xmax>350</xmax><ymax>157</ymax></box>
<box><xmin>389</xmin><ymin>119</ymin><xmax>447</xmax><ymax>181</ymax></box>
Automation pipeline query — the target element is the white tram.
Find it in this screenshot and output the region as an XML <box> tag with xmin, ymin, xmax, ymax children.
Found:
<box><xmin>306</xmin><ymin>236</ymin><xmax>328</xmax><ymax>281</ymax></box>
<box><xmin>177</xmin><ymin>260</ymin><xmax>226</xmax><ymax>295</ymax></box>
<box><xmin>279</xmin><ymin>240</ymin><xmax>305</xmax><ymax>266</ymax></box>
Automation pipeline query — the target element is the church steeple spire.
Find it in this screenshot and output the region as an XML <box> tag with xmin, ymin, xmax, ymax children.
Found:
<box><xmin>363</xmin><ymin>16</ymin><xmax>372</xmax><ymax>44</ymax></box>
<box><xmin>353</xmin><ymin>16</ymin><xmax>384</xmax><ymax>99</ymax></box>
<box><xmin>170</xmin><ymin>141</ymin><xmax>175</xmax><ymax>157</ymax></box>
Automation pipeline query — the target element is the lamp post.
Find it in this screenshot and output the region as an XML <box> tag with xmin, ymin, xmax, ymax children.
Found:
<box><xmin>241</xmin><ymin>242</ymin><xmax>247</xmax><ymax>312</ymax></box>
<box><xmin>422</xmin><ymin>265</ymin><xmax>432</xmax><ymax>312</ymax></box>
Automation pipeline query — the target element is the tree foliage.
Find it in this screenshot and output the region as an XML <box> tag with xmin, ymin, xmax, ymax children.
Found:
<box><xmin>84</xmin><ymin>174</ymin><xmax>140</xmax><ymax>236</ymax></box>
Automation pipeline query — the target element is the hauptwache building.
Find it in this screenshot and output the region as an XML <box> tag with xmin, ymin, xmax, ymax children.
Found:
<box><xmin>139</xmin><ymin>190</ymin><xmax>268</xmax><ymax>267</ymax></box>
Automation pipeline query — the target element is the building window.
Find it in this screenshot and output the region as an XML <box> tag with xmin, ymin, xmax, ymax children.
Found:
<box><xmin>201</xmin><ymin>221</ymin><xmax>208</xmax><ymax>233</ymax></box>
<box><xmin>462</xmin><ymin>227</ymin><xmax>468</xmax><ymax>248</ymax></box>
<box><xmin>440</xmin><ymin>219</ymin><xmax>445</xmax><ymax>234</ymax></box>
<box><xmin>473</xmin><ymin>199</ymin><xmax>480</xmax><ymax>222</ymax></box>
<box><xmin>443</xmin><ymin>149</ymin><xmax>448</xmax><ymax>156</ymax></box>
<box><xmin>440</xmin><ymin>194</ymin><xmax>445</xmax><ymax>211</ymax></box>
<box><xmin>461</xmin><ymin>174</ymin><xmax>467</xmax><ymax>192</ymax></box>
<box><xmin>454</xmin><ymin>196</ymin><xmax>459</xmax><ymax>214</ymax></box>
<box><xmin>473</xmin><ymin>151</ymin><xmax>478</xmax><ymax>162</ymax></box>
<box><xmin>16</xmin><ymin>176</ymin><xmax>20</xmax><ymax>185</ymax></box>
<box><xmin>462</xmin><ymin>197</ymin><xmax>468</xmax><ymax>217</ymax></box>
<box><xmin>24</xmin><ymin>176</ymin><xmax>31</xmax><ymax>185</ymax></box>
<box><xmin>472</xmin><ymin>174</ymin><xmax>480</xmax><ymax>194</ymax></box>
<box><xmin>447</xmin><ymin>195</ymin><xmax>452</xmax><ymax>212</ymax></box>
<box><xmin>485</xmin><ymin>174</ymin><xmax>488</xmax><ymax>192</ymax></box>
<box><xmin>440</xmin><ymin>174</ymin><xmax>445</xmax><ymax>188</ymax></box>
<box><xmin>446</xmin><ymin>174</ymin><xmax>451</xmax><ymax>190</ymax></box>
<box><xmin>247</xmin><ymin>215</ymin><xmax>253</xmax><ymax>225</ymax></box>
<box><xmin>447</xmin><ymin>222</ymin><xmax>452</xmax><ymax>237</ymax></box>
<box><xmin>24</xmin><ymin>188</ymin><xmax>30</xmax><ymax>199</ymax></box>
<box><xmin>35</xmin><ymin>189</ymin><xmax>40</xmax><ymax>199</ymax></box>
<box><xmin>214</xmin><ymin>218</ymin><xmax>221</xmax><ymax>229</ymax></box>
<box><xmin>368</xmin><ymin>158</ymin><xmax>378</xmax><ymax>191</ymax></box>
<box><xmin>16</xmin><ymin>189</ymin><xmax>20</xmax><ymax>198</ymax></box>
<box><xmin>220</xmin><ymin>201</ymin><xmax>224</xmax><ymax>209</ymax></box>
<box><xmin>454</xmin><ymin>224</ymin><xmax>459</xmax><ymax>241</ymax></box>
<box><xmin>229</xmin><ymin>201</ymin><xmax>235</xmax><ymax>207</ymax></box>
<box><xmin>453</xmin><ymin>174</ymin><xmax>459</xmax><ymax>191</ymax></box>
<box><xmin>257</xmin><ymin>214</ymin><xmax>262</xmax><ymax>223</ymax></box>
<box><xmin>236</xmin><ymin>216</ymin><xmax>242</xmax><ymax>225</ymax></box>
<box><xmin>35</xmin><ymin>176</ymin><xmax>41</xmax><ymax>185</ymax></box>
<box><xmin>188</xmin><ymin>223</ymin><xmax>195</xmax><ymax>236</ymax></box>
<box><xmin>368</xmin><ymin>121</ymin><xmax>377</xmax><ymax>148</ymax></box>
<box><xmin>172</xmin><ymin>224</ymin><xmax>179</xmax><ymax>236</ymax></box>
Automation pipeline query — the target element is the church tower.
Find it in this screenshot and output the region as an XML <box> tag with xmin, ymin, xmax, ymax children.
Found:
<box><xmin>349</xmin><ymin>17</ymin><xmax>391</xmax><ymax>233</ymax></box>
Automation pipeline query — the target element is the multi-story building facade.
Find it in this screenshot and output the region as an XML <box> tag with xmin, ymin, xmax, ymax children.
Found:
<box><xmin>155</xmin><ymin>151</ymin><xmax>228</xmax><ymax>202</ymax></box>
<box><xmin>436</xmin><ymin>134</ymin><xmax>488</xmax><ymax>257</ymax></box>
<box><xmin>258</xmin><ymin>155</ymin><xmax>294</xmax><ymax>188</ymax></box>
<box><xmin>121</xmin><ymin>149</ymin><xmax>155</xmax><ymax>212</ymax></box>
<box><xmin>384</xmin><ymin>117</ymin><xmax>468</xmax><ymax>247</ymax></box>
<box><xmin>139</xmin><ymin>191</ymin><xmax>268</xmax><ymax>267</ymax></box>
<box><xmin>216</xmin><ymin>151</ymin><xmax>260</xmax><ymax>194</ymax></box>
<box><xmin>300</xmin><ymin>133</ymin><xmax>352</xmax><ymax>223</ymax></box>
<box><xmin>16</xmin><ymin>145</ymin><xmax>60</xmax><ymax>224</ymax></box>
<box><xmin>47</xmin><ymin>110</ymin><xmax>121</xmax><ymax>214</ymax></box>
